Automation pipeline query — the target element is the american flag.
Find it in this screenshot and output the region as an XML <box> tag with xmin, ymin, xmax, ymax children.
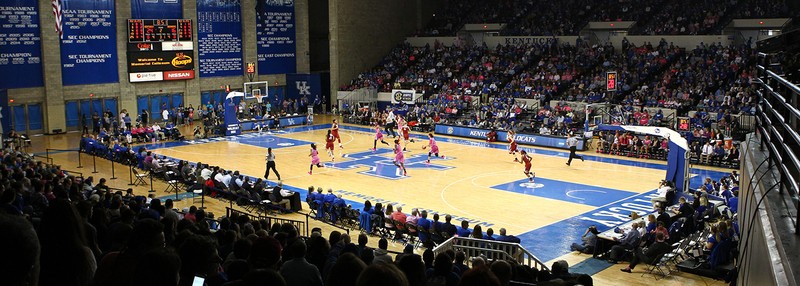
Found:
<box><xmin>51</xmin><ymin>0</ymin><xmax>63</xmax><ymax>39</ymax></box>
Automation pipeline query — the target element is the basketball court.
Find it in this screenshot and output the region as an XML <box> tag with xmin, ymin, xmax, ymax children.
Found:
<box><xmin>35</xmin><ymin>116</ymin><xmax>730</xmax><ymax>285</ymax></box>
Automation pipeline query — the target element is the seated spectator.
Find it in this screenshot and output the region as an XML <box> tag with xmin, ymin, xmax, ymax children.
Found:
<box><xmin>608</xmin><ymin>222</ymin><xmax>642</xmax><ymax>263</ymax></box>
<box><xmin>0</xmin><ymin>214</ymin><xmax>40</xmax><ymax>286</ymax></box>
<box><xmin>570</xmin><ymin>225</ymin><xmax>600</xmax><ymax>254</ymax></box>
<box><xmin>280</xmin><ymin>240</ymin><xmax>323</xmax><ymax>286</ymax></box>
<box><xmin>495</xmin><ymin>228</ymin><xmax>521</xmax><ymax>243</ymax></box>
<box><xmin>620</xmin><ymin>232</ymin><xmax>672</xmax><ymax>273</ymax></box>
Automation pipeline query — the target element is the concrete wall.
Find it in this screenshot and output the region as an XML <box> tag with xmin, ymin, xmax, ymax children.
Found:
<box><xmin>7</xmin><ymin>0</ymin><xmax>310</xmax><ymax>133</ymax></box>
<box><xmin>329</xmin><ymin>0</ymin><xmax>442</xmax><ymax>103</ymax></box>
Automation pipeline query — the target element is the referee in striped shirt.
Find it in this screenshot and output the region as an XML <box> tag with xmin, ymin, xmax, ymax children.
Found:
<box><xmin>566</xmin><ymin>133</ymin><xmax>584</xmax><ymax>166</ymax></box>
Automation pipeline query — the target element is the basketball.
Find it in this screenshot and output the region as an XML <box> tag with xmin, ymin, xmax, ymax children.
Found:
<box><xmin>422</xmin><ymin>145</ymin><xmax>427</xmax><ymax>150</ymax></box>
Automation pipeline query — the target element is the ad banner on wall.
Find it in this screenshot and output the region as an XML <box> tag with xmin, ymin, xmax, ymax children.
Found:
<box><xmin>59</xmin><ymin>0</ymin><xmax>118</xmax><ymax>86</ymax></box>
<box><xmin>0</xmin><ymin>0</ymin><xmax>43</xmax><ymax>89</ymax></box>
<box><xmin>197</xmin><ymin>0</ymin><xmax>243</xmax><ymax>77</ymax></box>
<box><xmin>256</xmin><ymin>0</ymin><xmax>296</xmax><ymax>75</ymax></box>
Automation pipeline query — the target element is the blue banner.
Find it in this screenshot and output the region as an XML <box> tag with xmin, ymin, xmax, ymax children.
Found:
<box><xmin>286</xmin><ymin>73</ymin><xmax>321</xmax><ymax>102</ymax></box>
<box><xmin>131</xmin><ymin>0</ymin><xmax>182</xmax><ymax>19</ymax></box>
<box><xmin>0</xmin><ymin>0</ymin><xmax>43</xmax><ymax>89</ymax></box>
<box><xmin>434</xmin><ymin>124</ymin><xmax>585</xmax><ymax>150</ymax></box>
<box><xmin>256</xmin><ymin>0</ymin><xmax>296</xmax><ymax>75</ymax></box>
<box><xmin>60</xmin><ymin>0</ymin><xmax>118</xmax><ymax>86</ymax></box>
<box><xmin>197</xmin><ymin>0</ymin><xmax>243</xmax><ymax>77</ymax></box>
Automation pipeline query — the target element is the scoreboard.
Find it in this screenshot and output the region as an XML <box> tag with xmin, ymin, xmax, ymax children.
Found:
<box><xmin>127</xmin><ymin>19</ymin><xmax>195</xmax><ymax>83</ymax></box>
<box><xmin>128</xmin><ymin>19</ymin><xmax>193</xmax><ymax>42</ymax></box>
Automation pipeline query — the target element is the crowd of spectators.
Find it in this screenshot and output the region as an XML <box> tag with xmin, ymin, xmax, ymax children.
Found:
<box><xmin>340</xmin><ymin>43</ymin><xmax>426</xmax><ymax>92</ymax></box>
<box><xmin>631</xmin><ymin>0</ymin><xmax>735</xmax><ymax>35</ymax></box>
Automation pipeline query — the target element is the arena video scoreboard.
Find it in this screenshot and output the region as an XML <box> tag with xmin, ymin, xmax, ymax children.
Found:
<box><xmin>127</xmin><ymin>19</ymin><xmax>195</xmax><ymax>82</ymax></box>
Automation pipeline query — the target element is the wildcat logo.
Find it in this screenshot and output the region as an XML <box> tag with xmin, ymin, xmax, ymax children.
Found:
<box><xmin>171</xmin><ymin>53</ymin><xmax>192</xmax><ymax>68</ymax></box>
<box><xmin>331</xmin><ymin>149</ymin><xmax>453</xmax><ymax>180</ymax></box>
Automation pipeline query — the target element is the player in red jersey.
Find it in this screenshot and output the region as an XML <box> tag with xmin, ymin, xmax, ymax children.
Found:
<box><xmin>398</xmin><ymin>116</ymin><xmax>414</xmax><ymax>151</ymax></box>
<box><xmin>325</xmin><ymin>129</ymin><xmax>336</xmax><ymax>161</ymax></box>
<box><xmin>508</xmin><ymin>130</ymin><xmax>520</xmax><ymax>162</ymax></box>
<box><xmin>520</xmin><ymin>150</ymin><xmax>535</xmax><ymax>182</ymax></box>
<box><xmin>331</xmin><ymin>119</ymin><xmax>342</xmax><ymax>148</ymax></box>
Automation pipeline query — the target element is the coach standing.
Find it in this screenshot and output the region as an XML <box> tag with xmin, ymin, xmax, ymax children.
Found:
<box><xmin>566</xmin><ymin>133</ymin><xmax>584</xmax><ymax>166</ymax></box>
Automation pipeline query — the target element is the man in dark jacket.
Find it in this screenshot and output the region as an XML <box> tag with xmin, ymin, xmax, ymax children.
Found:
<box><xmin>620</xmin><ymin>232</ymin><xmax>672</xmax><ymax>273</ymax></box>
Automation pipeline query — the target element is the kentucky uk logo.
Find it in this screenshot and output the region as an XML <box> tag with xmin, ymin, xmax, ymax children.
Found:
<box><xmin>330</xmin><ymin>149</ymin><xmax>453</xmax><ymax>180</ymax></box>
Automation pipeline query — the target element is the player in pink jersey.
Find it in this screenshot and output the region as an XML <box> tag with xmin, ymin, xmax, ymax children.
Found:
<box><xmin>372</xmin><ymin>123</ymin><xmax>389</xmax><ymax>152</ymax></box>
<box><xmin>423</xmin><ymin>133</ymin><xmax>445</xmax><ymax>164</ymax></box>
<box><xmin>393</xmin><ymin>139</ymin><xmax>407</xmax><ymax>176</ymax></box>
<box><xmin>308</xmin><ymin>143</ymin><xmax>324</xmax><ymax>175</ymax></box>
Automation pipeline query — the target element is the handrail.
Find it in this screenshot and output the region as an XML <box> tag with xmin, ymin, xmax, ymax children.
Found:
<box><xmin>226</xmin><ymin>207</ymin><xmax>309</xmax><ymax>237</ymax></box>
<box><xmin>755</xmin><ymin>61</ymin><xmax>800</xmax><ymax>233</ymax></box>
<box><xmin>432</xmin><ymin>236</ymin><xmax>550</xmax><ymax>272</ymax></box>
<box><xmin>300</xmin><ymin>211</ymin><xmax>350</xmax><ymax>235</ymax></box>
<box><xmin>32</xmin><ymin>154</ymin><xmax>53</xmax><ymax>165</ymax></box>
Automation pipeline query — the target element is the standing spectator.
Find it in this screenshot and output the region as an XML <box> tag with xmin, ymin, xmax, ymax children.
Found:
<box><xmin>280</xmin><ymin>240</ymin><xmax>323</xmax><ymax>286</ymax></box>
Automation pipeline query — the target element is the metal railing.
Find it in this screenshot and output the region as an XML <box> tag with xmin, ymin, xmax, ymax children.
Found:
<box><xmin>755</xmin><ymin>54</ymin><xmax>800</xmax><ymax>233</ymax></box>
<box><xmin>226</xmin><ymin>207</ymin><xmax>309</xmax><ymax>237</ymax></box>
<box><xmin>432</xmin><ymin>236</ymin><xmax>549</xmax><ymax>272</ymax></box>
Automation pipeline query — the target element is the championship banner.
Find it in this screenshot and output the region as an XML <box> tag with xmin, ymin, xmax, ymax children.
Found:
<box><xmin>131</xmin><ymin>0</ymin><xmax>182</xmax><ymax>19</ymax></box>
<box><xmin>391</xmin><ymin>89</ymin><xmax>416</xmax><ymax>104</ymax></box>
<box><xmin>59</xmin><ymin>0</ymin><xmax>118</xmax><ymax>86</ymax></box>
<box><xmin>0</xmin><ymin>0</ymin><xmax>43</xmax><ymax>89</ymax></box>
<box><xmin>197</xmin><ymin>0</ymin><xmax>243</xmax><ymax>77</ymax></box>
<box><xmin>256</xmin><ymin>0</ymin><xmax>296</xmax><ymax>75</ymax></box>
<box><xmin>286</xmin><ymin>73</ymin><xmax>321</xmax><ymax>102</ymax></box>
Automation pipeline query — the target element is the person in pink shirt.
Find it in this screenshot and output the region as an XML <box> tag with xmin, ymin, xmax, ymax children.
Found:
<box><xmin>308</xmin><ymin>143</ymin><xmax>324</xmax><ymax>175</ymax></box>
<box><xmin>393</xmin><ymin>139</ymin><xmax>407</xmax><ymax>176</ymax></box>
<box><xmin>372</xmin><ymin>123</ymin><xmax>389</xmax><ymax>151</ymax></box>
<box><xmin>424</xmin><ymin>133</ymin><xmax>445</xmax><ymax>164</ymax></box>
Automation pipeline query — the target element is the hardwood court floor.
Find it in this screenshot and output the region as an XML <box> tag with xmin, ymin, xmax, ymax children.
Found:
<box><xmin>29</xmin><ymin>115</ymin><xmax>730</xmax><ymax>286</ymax></box>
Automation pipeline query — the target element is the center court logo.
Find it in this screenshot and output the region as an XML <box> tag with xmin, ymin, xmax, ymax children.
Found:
<box><xmin>519</xmin><ymin>182</ymin><xmax>545</xmax><ymax>189</ymax></box>
<box><xmin>331</xmin><ymin>149</ymin><xmax>453</xmax><ymax>180</ymax></box>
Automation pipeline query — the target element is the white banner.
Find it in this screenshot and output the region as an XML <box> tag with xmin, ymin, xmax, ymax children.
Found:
<box><xmin>391</xmin><ymin>89</ymin><xmax>416</xmax><ymax>104</ymax></box>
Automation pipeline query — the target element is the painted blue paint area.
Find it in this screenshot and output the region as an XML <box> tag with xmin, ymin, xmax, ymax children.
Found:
<box><xmin>230</xmin><ymin>135</ymin><xmax>313</xmax><ymax>149</ymax></box>
<box><xmin>331</xmin><ymin>148</ymin><xmax>454</xmax><ymax>180</ymax></box>
<box><xmin>516</xmin><ymin>190</ymin><xmax>661</xmax><ymax>263</ymax></box>
<box><xmin>569</xmin><ymin>258</ymin><xmax>613</xmax><ymax>275</ymax></box>
<box><xmin>491</xmin><ymin>178</ymin><xmax>637</xmax><ymax>207</ymax></box>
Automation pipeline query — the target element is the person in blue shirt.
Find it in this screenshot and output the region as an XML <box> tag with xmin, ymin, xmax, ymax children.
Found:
<box><xmin>483</xmin><ymin>228</ymin><xmax>496</xmax><ymax>240</ymax></box>
<box><xmin>416</xmin><ymin>211</ymin><xmax>432</xmax><ymax>243</ymax></box>
<box><xmin>331</xmin><ymin>194</ymin><xmax>346</xmax><ymax>223</ymax></box>
<box><xmin>495</xmin><ymin>228</ymin><xmax>521</xmax><ymax>243</ymax></box>
<box><xmin>456</xmin><ymin>220</ymin><xmax>471</xmax><ymax>237</ymax></box>
<box><xmin>728</xmin><ymin>191</ymin><xmax>739</xmax><ymax>213</ymax></box>
<box><xmin>318</xmin><ymin>188</ymin><xmax>336</xmax><ymax>219</ymax></box>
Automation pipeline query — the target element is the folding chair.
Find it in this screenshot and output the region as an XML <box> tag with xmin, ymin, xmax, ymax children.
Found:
<box><xmin>164</xmin><ymin>171</ymin><xmax>180</xmax><ymax>195</ymax></box>
<box><xmin>641</xmin><ymin>253</ymin><xmax>669</xmax><ymax>279</ymax></box>
<box><xmin>132</xmin><ymin>168</ymin><xmax>149</xmax><ymax>186</ymax></box>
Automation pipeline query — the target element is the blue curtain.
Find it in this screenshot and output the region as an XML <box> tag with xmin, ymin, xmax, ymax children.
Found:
<box><xmin>137</xmin><ymin>96</ymin><xmax>149</xmax><ymax>119</ymax></box>
<box><xmin>104</xmin><ymin>98</ymin><xmax>118</xmax><ymax>115</ymax></box>
<box><xmin>150</xmin><ymin>96</ymin><xmax>162</xmax><ymax>120</ymax></box>
<box><xmin>12</xmin><ymin>105</ymin><xmax>26</xmax><ymax>131</ymax></box>
<box><xmin>80</xmin><ymin>100</ymin><xmax>92</xmax><ymax>126</ymax></box>
<box><xmin>65</xmin><ymin>101</ymin><xmax>80</xmax><ymax>127</ymax></box>
<box><xmin>213</xmin><ymin>91</ymin><xmax>224</xmax><ymax>105</ymax></box>
<box><xmin>27</xmin><ymin>104</ymin><xmax>43</xmax><ymax>130</ymax></box>
<box><xmin>201</xmin><ymin>91</ymin><xmax>211</xmax><ymax>106</ymax></box>
<box><xmin>171</xmin><ymin>93</ymin><xmax>183</xmax><ymax>109</ymax></box>
<box><xmin>92</xmin><ymin>100</ymin><xmax>103</xmax><ymax>116</ymax></box>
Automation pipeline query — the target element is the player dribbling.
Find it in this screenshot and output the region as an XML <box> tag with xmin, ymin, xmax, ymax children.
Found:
<box><xmin>423</xmin><ymin>133</ymin><xmax>445</xmax><ymax>164</ymax></box>
<box><xmin>308</xmin><ymin>143</ymin><xmax>324</xmax><ymax>175</ymax></box>
<box><xmin>521</xmin><ymin>150</ymin><xmax>535</xmax><ymax>182</ymax></box>
<box><xmin>331</xmin><ymin>119</ymin><xmax>343</xmax><ymax>148</ymax></box>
